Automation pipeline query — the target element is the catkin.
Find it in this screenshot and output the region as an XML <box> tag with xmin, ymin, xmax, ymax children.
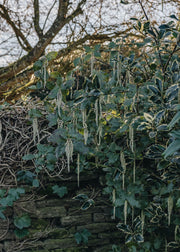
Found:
<box><xmin>112</xmin><ymin>189</ymin><xmax>116</xmax><ymax>219</ymax></box>
<box><xmin>178</xmin><ymin>86</ymin><xmax>180</xmax><ymax>104</ymax></box>
<box><xmin>97</xmin><ymin>124</ymin><xmax>102</xmax><ymax>145</ymax></box>
<box><xmin>57</xmin><ymin>89</ymin><xmax>62</xmax><ymax>117</ymax></box>
<box><xmin>84</xmin><ymin>123</ymin><xmax>88</xmax><ymax>145</ymax></box>
<box><xmin>129</xmin><ymin>125</ymin><xmax>136</xmax><ymax>183</ymax></box>
<box><xmin>168</xmin><ymin>195</ymin><xmax>173</xmax><ymax>226</ymax></box>
<box><xmin>117</xmin><ymin>48</ymin><xmax>122</xmax><ymax>86</ymax></box>
<box><xmin>113</xmin><ymin>61</ymin><xmax>116</xmax><ymax>79</ymax></box>
<box><xmin>120</xmin><ymin>151</ymin><xmax>126</xmax><ymax>190</ymax></box>
<box><xmin>77</xmin><ymin>153</ymin><xmax>80</xmax><ymax>187</ymax></box>
<box><xmin>175</xmin><ymin>225</ymin><xmax>179</xmax><ymax>241</ymax></box>
<box><xmin>95</xmin><ymin>99</ymin><xmax>99</xmax><ymax>126</ymax></box>
<box><xmin>0</xmin><ymin>120</ymin><xmax>2</xmax><ymax>146</ymax></box>
<box><xmin>65</xmin><ymin>138</ymin><xmax>73</xmax><ymax>173</ymax></box>
<box><xmin>129</xmin><ymin>125</ymin><xmax>134</xmax><ymax>153</ymax></box>
<box><xmin>43</xmin><ymin>61</ymin><xmax>48</xmax><ymax>88</ymax></box>
<box><xmin>91</xmin><ymin>52</ymin><xmax>94</xmax><ymax>76</ymax></box>
<box><xmin>141</xmin><ymin>210</ymin><xmax>145</xmax><ymax>235</ymax></box>
<box><xmin>124</xmin><ymin>200</ymin><xmax>128</xmax><ymax>225</ymax></box>
<box><xmin>82</xmin><ymin>109</ymin><xmax>87</xmax><ymax>127</ymax></box>
<box><xmin>33</xmin><ymin>117</ymin><xmax>39</xmax><ymax>144</ymax></box>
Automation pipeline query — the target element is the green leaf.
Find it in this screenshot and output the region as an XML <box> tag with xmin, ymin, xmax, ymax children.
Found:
<box><xmin>0</xmin><ymin>210</ymin><xmax>6</xmax><ymax>220</ymax></box>
<box><xmin>52</xmin><ymin>185</ymin><xmax>68</xmax><ymax>198</ymax></box>
<box><xmin>163</xmin><ymin>139</ymin><xmax>180</xmax><ymax>158</ymax></box>
<box><xmin>73</xmin><ymin>57</ymin><xmax>81</xmax><ymax>67</ymax></box>
<box><xmin>116</xmin><ymin>223</ymin><xmax>131</xmax><ymax>234</ymax></box>
<box><xmin>0</xmin><ymin>189</ymin><xmax>6</xmax><ymax>198</ymax></box>
<box><xmin>148</xmin><ymin>85</ymin><xmax>160</xmax><ymax>95</ymax></box>
<box><xmin>84</xmin><ymin>46</ymin><xmax>91</xmax><ymax>53</ymax></box>
<box><xmin>72</xmin><ymin>194</ymin><xmax>89</xmax><ymax>202</ymax></box>
<box><xmin>81</xmin><ymin>199</ymin><xmax>94</xmax><ymax>210</ymax></box>
<box><xmin>75</xmin><ymin>229</ymin><xmax>91</xmax><ymax>244</ymax></box>
<box><xmin>46</xmin><ymin>51</ymin><xmax>58</xmax><ymax>61</ymax></box>
<box><xmin>169</xmin><ymin>14</ymin><xmax>179</xmax><ymax>20</ymax></box>
<box><xmin>74</xmin><ymin>232</ymin><xmax>82</xmax><ymax>244</ymax></box>
<box><xmin>159</xmin><ymin>24</ymin><xmax>170</xmax><ymax>30</ymax></box>
<box><xmin>14</xmin><ymin>228</ymin><xmax>29</xmax><ymax>238</ymax></box>
<box><xmin>22</xmin><ymin>154</ymin><xmax>34</xmax><ymax>161</ymax></box>
<box><xmin>176</xmin><ymin>198</ymin><xmax>180</xmax><ymax>208</ymax></box>
<box><xmin>14</xmin><ymin>215</ymin><xmax>31</xmax><ymax>230</ymax></box>
<box><xmin>146</xmin><ymin>144</ymin><xmax>165</xmax><ymax>159</ymax></box>
<box><xmin>28</xmin><ymin>108</ymin><xmax>42</xmax><ymax>118</ymax></box>
<box><xmin>168</xmin><ymin>111</ymin><xmax>180</xmax><ymax>129</ymax></box>
<box><xmin>32</xmin><ymin>179</ymin><xmax>39</xmax><ymax>187</ymax></box>
<box><xmin>144</xmin><ymin>113</ymin><xmax>154</xmax><ymax>123</ymax></box>
<box><xmin>33</xmin><ymin>60</ymin><xmax>43</xmax><ymax>70</ymax></box>
<box><xmin>48</xmin><ymin>86</ymin><xmax>59</xmax><ymax>99</ymax></box>
<box><xmin>125</xmin><ymin>234</ymin><xmax>133</xmax><ymax>244</ymax></box>
<box><xmin>134</xmin><ymin>233</ymin><xmax>144</xmax><ymax>243</ymax></box>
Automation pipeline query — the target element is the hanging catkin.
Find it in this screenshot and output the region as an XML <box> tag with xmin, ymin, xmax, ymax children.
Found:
<box><xmin>124</xmin><ymin>200</ymin><xmax>128</xmax><ymax>225</ymax></box>
<box><xmin>168</xmin><ymin>195</ymin><xmax>173</xmax><ymax>226</ymax></box>
<box><xmin>65</xmin><ymin>138</ymin><xmax>73</xmax><ymax>173</ymax></box>
<box><xmin>97</xmin><ymin>124</ymin><xmax>102</xmax><ymax>145</ymax></box>
<box><xmin>33</xmin><ymin>117</ymin><xmax>39</xmax><ymax>144</ymax></box>
<box><xmin>82</xmin><ymin>109</ymin><xmax>87</xmax><ymax>127</ymax></box>
<box><xmin>43</xmin><ymin>60</ymin><xmax>48</xmax><ymax>88</ymax></box>
<box><xmin>57</xmin><ymin>89</ymin><xmax>62</xmax><ymax>117</ymax></box>
<box><xmin>175</xmin><ymin>225</ymin><xmax>179</xmax><ymax>241</ymax></box>
<box><xmin>141</xmin><ymin>210</ymin><xmax>145</xmax><ymax>235</ymax></box>
<box><xmin>95</xmin><ymin>99</ymin><xmax>99</xmax><ymax>126</ymax></box>
<box><xmin>0</xmin><ymin>120</ymin><xmax>2</xmax><ymax>146</ymax></box>
<box><xmin>83</xmin><ymin>123</ymin><xmax>88</xmax><ymax>145</ymax></box>
<box><xmin>178</xmin><ymin>86</ymin><xmax>180</xmax><ymax>104</ymax></box>
<box><xmin>117</xmin><ymin>47</ymin><xmax>122</xmax><ymax>86</ymax></box>
<box><xmin>113</xmin><ymin>60</ymin><xmax>116</xmax><ymax>79</ymax></box>
<box><xmin>91</xmin><ymin>52</ymin><xmax>94</xmax><ymax>76</ymax></box>
<box><xmin>129</xmin><ymin>125</ymin><xmax>136</xmax><ymax>183</ymax></box>
<box><xmin>112</xmin><ymin>189</ymin><xmax>116</xmax><ymax>219</ymax></box>
<box><xmin>120</xmin><ymin>151</ymin><xmax>126</xmax><ymax>190</ymax></box>
<box><xmin>129</xmin><ymin>125</ymin><xmax>134</xmax><ymax>153</ymax></box>
<box><xmin>77</xmin><ymin>153</ymin><xmax>80</xmax><ymax>187</ymax></box>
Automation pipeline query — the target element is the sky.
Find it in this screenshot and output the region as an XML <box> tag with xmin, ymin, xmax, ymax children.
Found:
<box><xmin>0</xmin><ymin>0</ymin><xmax>179</xmax><ymax>67</ymax></box>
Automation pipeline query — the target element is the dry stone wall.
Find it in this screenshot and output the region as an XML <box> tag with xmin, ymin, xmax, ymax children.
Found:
<box><xmin>0</xmin><ymin>171</ymin><xmax>123</xmax><ymax>252</ymax></box>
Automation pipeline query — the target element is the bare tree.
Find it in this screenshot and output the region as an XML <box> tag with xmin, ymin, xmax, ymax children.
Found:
<box><xmin>0</xmin><ymin>0</ymin><xmax>179</xmax><ymax>101</ymax></box>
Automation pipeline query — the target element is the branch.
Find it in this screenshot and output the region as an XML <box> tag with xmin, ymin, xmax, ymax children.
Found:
<box><xmin>0</xmin><ymin>27</ymin><xmax>132</xmax><ymax>102</ymax></box>
<box><xmin>0</xmin><ymin>4</ymin><xmax>32</xmax><ymax>52</ymax></box>
<box><xmin>33</xmin><ymin>0</ymin><xmax>43</xmax><ymax>38</ymax></box>
<box><xmin>0</xmin><ymin>1</ymin><xmax>86</xmax><ymax>83</ymax></box>
<box><xmin>138</xmin><ymin>0</ymin><xmax>165</xmax><ymax>73</ymax></box>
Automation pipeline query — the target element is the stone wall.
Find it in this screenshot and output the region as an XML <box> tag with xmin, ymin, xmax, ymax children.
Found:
<box><xmin>0</xmin><ymin>171</ymin><xmax>123</xmax><ymax>252</ymax></box>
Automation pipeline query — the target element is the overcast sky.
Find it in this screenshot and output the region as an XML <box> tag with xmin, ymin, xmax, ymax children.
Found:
<box><xmin>0</xmin><ymin>0</ymin><xmax>179</xmax><ymax>67</ymax></box>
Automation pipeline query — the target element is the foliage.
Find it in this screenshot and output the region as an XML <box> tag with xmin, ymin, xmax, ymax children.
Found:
<box><xmin>1</xmin><ymin>12</ymin><xmax>180</xmax><ymax>251</ymax></box>
<box><xmin>52</xmin><ymin>185</ymin><xmax>68</xmax><ymax>198</ymax></box>
<box><xmin>74</xmin><ymin>229</ymin><xmax>91</xmax><ymax>245</ymax></box>
<box><xmin>26</xmin><ymin>13</ymin><xmax>180</xmax><ymax>250</ymax></box>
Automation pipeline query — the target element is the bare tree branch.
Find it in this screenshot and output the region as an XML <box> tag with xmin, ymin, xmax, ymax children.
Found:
<box><xmin>33</xmin><ymin>0</ymin><xmax>43</xmax><ymax>38</ymax></box>
<box><xmin>0</xmin><ymin>4</ymin><xmax>32</xmax><ymax>52</ymax></box>
<box><xmin>0</xmin><ymin>0</ymin><xmax>86</xmax><ymax>83</ymax></box>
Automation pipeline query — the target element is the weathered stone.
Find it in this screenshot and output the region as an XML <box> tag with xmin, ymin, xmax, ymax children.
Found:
<box><xmin>61</xmin><ymin>214</ymin><xmax>92</xmax><ymax>226</ymax></box>
<box><xmin>93</xmin><ymin>245</ymin><xmax>113</xmax><ymax>252</ymax></box>
<box><xmin>77</xmin><ymin>222</ymin><xmax>116</xmax><ymax>233</ymax></box>
<box><xmin>88</xmin><ymin>237</ymin><xmax>110</xmax><ymax>246</ymax></box>
<box><xmin>98</xmin><ymin>231</ymin><xmax>121</xmax><ymax>239</ymax></box>
<box><xmin>93</xmin><ymin>212</ymin><xmax>113</xmax><ymax>222</ymax></box>
<box><xmin>43</xmin><ymin>238</ymin><xmax>77</xmax><ymax>249</ymax></box>
<box><xmin>0</xmin><ymin>243</ymin><xmax>3</xmax><ymax>252</ymax></box>
<box><xmin>35</xmin><ymin>206</ymin><xmax>66</xmax><ymax>218</ymax></box>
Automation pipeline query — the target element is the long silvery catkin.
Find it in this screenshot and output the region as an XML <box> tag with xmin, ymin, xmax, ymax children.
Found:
<box><xmin>65</xmin><ymin>138</ymin><xmax>73</xmax><ymax>173</ymax></box>
<box><xmin>0</xmin><ymin>120</ymin><xmax>2</xmax><ymax>146</ymax></box>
